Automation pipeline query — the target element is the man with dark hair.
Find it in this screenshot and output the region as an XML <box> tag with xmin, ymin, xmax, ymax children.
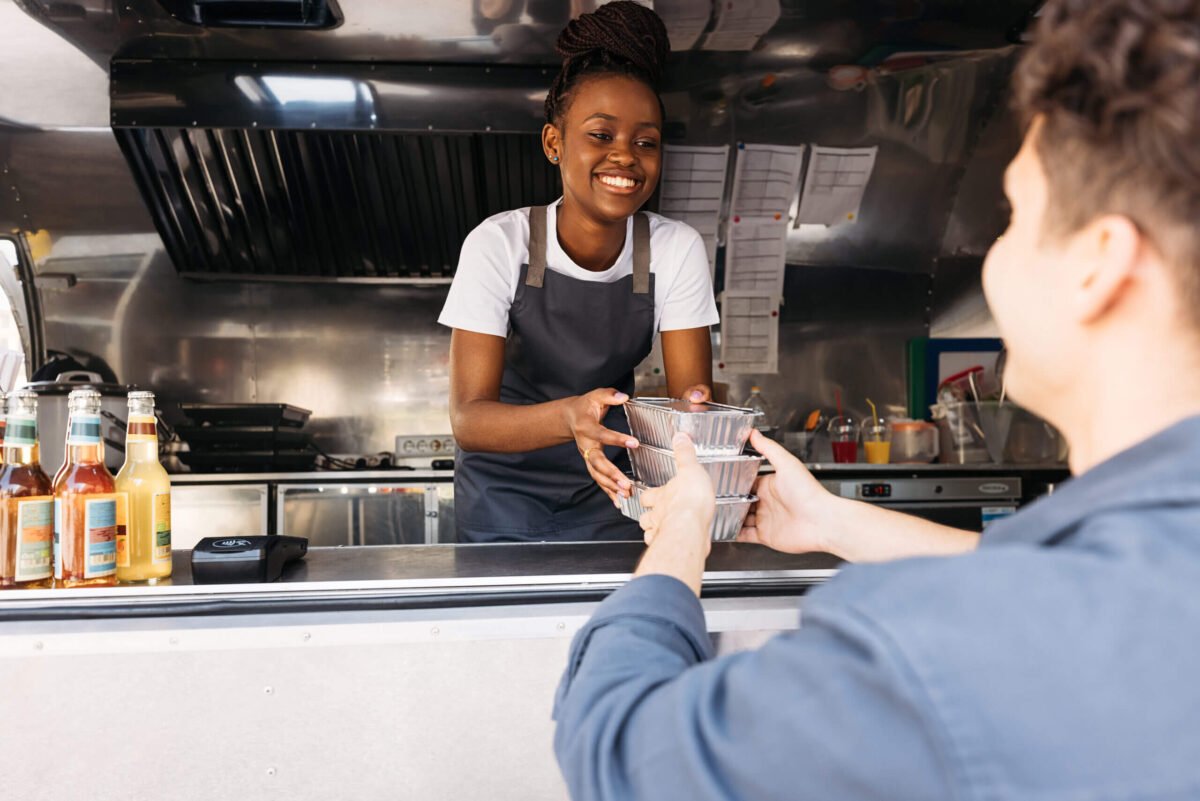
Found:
<box><xmin>553</xmin><ymin>1</ymin><xmax>1200</xmax><ymax>798</ymax></box>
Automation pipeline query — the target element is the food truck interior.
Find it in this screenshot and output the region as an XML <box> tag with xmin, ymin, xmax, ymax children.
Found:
<box><xmin>0</xmin><ymin>1</ymin><xmax>1062</xmax><ymax>797</ymax></box>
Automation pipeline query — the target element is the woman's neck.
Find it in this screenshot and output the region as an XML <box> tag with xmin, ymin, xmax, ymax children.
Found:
<box><xmin>555</xmin><ymin>200</ymin><xmax>627</xmax><ymax>272</ymax></box>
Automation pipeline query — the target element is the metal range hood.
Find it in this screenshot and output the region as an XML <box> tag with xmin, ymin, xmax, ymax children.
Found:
<box><xmin>116</xmin><ymin>126</ymin><xmax>560</xmax><ymax>281</ymax></box>
<box><xmin>104</xmin><ymin>1</ymin><xmax>1044</xmax><ymax>282</ymax></box>
<box><xmin>112</xmin><ymin>60</ymin><xmax>561</xmax><ymax>282</ymax></box>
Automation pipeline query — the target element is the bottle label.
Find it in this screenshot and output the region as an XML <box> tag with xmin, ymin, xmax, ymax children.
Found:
<box><xmin>14</xmin><ymin>497</ymin><xmax>53</xmax><ymax>582</ymax></box>
<box><xmin>83</xmin><ymin>496</ymin><xmax>118</xmax><ymax>578</ymax></box>
<box><xmin>126</xmin><ymin>414</ymin><xmax>157</xmax><ymax>444</ymax></box>
<box><xmin>115</xmin><ymin>492</ymin><xmax>130</xmax><ymax>568</ymax></box>
<box><xmin>53</xmin><ymin>497</ymin><xmax>62</xmax><ymax>580</ymax></box>
<box><xmin>68</xmin><ymin>414</ymin><xmax>102</xmax><ymax>446</ymax></box>
<box><xmin>5</xmin><ymin>413</ymin><xmax>36</xmax><ymax>448</ymax></box>
<box><xmin>153</xmin><ymin>492</ymin><xmax>172</xmax><ymax>563</ymax></box>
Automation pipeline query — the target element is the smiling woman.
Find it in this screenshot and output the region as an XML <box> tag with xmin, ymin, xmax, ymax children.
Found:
<box><xmin>438</xmin><ymin>2</ymin><xmax>719</xmax><ymax>544</ymax></box>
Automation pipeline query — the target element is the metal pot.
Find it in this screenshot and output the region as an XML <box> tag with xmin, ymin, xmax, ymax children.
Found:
<box><xmin>22</xmin><ymin>371</ymin><xmax>137</xmax><ymax>474</ymax></box>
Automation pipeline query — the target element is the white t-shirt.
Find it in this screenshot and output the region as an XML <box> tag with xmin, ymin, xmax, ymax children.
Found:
<box><xmin>438</xmin><ymin>202</ymin><xmax>720</xmax><ymax>338</ymax></box>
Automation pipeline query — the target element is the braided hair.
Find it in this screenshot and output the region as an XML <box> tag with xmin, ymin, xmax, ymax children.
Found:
<box><xmin>544</xmin><ymin>1</ymin><xmax>671</xmax><ymax>125</ymax></box>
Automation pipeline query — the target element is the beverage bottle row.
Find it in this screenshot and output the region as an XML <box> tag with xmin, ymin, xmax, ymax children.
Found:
<box><xmin>0</xmin><ymin>388</ymin><xmax>172</xmax><ymax>589</ymax></box>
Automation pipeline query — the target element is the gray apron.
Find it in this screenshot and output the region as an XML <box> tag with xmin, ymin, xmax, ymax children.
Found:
<box><xmin>455</xmin><ymin>205</ymin><xmax>655</xmax><ymax>542</ymax></box>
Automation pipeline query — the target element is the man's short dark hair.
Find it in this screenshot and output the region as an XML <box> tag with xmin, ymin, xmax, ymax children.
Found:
<box><xmin>1014</xmin><ymin>0</ymin><xmax>1200</xmax><ymax>317</ymax></box>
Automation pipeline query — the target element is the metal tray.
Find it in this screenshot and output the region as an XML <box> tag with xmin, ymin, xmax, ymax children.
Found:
<box><xmin>617</xmin><ymin>481</ymin><xmax>756</xmax><ymax>543</ymax></box>
<box><xmin>176</xmin><ymin>449</ymin><xmax>318</xmax><ymax>473</ymax></box>
<box><xmin>175</xmin><ymin>425</ymin><xmax>314</xmax><ymax>453</ymax></box>
<box><xmin>178</xmin><ymin>403</ymin><xmax>312</xmax><ymax>428</ymax></box>
<box><xmin>624</xmin><ymin>398</ymin><xmax>762</xmax><ymax>456</ymax></box>
<box><xmin>629</xmin><ymin>444</ymin><xmax>762</xmax><ymax>497</ymax></box>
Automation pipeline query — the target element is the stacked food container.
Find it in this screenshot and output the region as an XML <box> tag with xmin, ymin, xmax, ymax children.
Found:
<box><xmin>618</xmin><ymin>398</ymin><xmax>763</xmax><ymax>541</ymax></box>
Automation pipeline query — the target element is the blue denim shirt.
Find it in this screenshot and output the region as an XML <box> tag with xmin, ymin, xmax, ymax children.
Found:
<box><xmin>553</xmin><ymin>416</ymin><xmax>1200</xmax><ymax>800</ymax></box>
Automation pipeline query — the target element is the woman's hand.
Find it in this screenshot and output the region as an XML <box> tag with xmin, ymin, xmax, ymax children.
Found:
<box><xmin>737</xmin><ymin>430</ymin><xmax>839</xmax><ymax>554</ymax></box>
<box><xmin>678</xmin><ymin>383</ymin><xmax>712</xmax><ymax>408</ymax></box>
<box><xmin>562</xmin><ymin>388</ymin><xmax>639</xmax><ymax>501</ymax></box>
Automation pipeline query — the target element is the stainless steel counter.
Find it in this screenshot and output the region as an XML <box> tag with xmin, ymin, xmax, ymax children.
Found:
<box><xmin>0</xmin><ymin>542</ymin><xmax>841</xmax><ymax>621</ymax></box>
<box><xmin>166</xmin><ymin>462</ymin><xmax>1068</xmax><ymax>484</ymax></box>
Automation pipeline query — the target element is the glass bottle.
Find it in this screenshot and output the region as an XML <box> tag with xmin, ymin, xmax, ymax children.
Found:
<box><xmin>0</xmin><ymin>390</ymin><xmax>53</xmax><ymax>589</ymax></box>
<box><xmin>51</xmin><ymin>404</ymin><xmax>72</xmax><ymax>584</ymax></box>
<box><xmin>743</xmin><ymin>386</ymin><xmax>774</xmax><ymax>433</ymax></box>
<box><xmin>115</xmin><ymin>392</ymin><xmax>171</xmax><ymax>584</ymax></box>
<box><xmin>0</xmin><ymin>391</ymin><xmax>7</xmax><ymax>467</ymax></box>
<box><xmin>54</xmin><ymin>389</ymin><xmax>118</xmax><ymax>588</ymax></box>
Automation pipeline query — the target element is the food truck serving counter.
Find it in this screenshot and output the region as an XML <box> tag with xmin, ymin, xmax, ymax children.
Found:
<box><xmin>0</xmin><ymin>542</ymin><xmax>837</xmax><ymax>800</ymax></box>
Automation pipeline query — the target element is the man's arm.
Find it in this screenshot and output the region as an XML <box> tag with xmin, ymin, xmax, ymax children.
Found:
<box><xmin>553</xmin><ymin>575</ymin><xmax>954</xmax><ymax>801</ymax></box>
<box><xmin>740</xmin><ymin>432</ymin><xmax>980</xmax><ymax>563</ymax></box>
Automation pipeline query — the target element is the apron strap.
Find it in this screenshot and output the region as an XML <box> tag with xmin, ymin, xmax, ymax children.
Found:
<box><xmin>527</xmin><ymin>206</ymin><xmax>650</xmax><ymax>293</ymax></box>
<box><xmin>632</xmin><ymin>212</ymin><xmax>651</xmax><ymax>295</ymax></box>
<box><xmin>526</xmin><ymin>205</ymin><xmax>548</xmax><ymax>288</ymax></box>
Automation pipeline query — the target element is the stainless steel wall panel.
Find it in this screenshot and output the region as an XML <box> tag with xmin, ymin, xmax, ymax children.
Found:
<box><xmin>3</xmin><ymin>0</ymin><xmax>1040</xmax><ymax>458</ymax></box>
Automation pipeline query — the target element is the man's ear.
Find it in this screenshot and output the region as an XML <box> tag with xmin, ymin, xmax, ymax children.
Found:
<box><xmin>542</xmin><ymin>123</ymin><xmax>563</xmax><ymax>164</ymax></box>
<box><xmin>1069</xmin><ymin>214</ymin><xmax>1142</xmax><ymax>325</ymax></box>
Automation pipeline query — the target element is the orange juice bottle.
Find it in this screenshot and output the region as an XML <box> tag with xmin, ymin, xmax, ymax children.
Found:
<box><xmin>53</xmin><ymin>389</ymin><xmax>118</xmax><ymax>588</ymax></box>
<box><xmin>115</xmin><ymin>392</ymin><xmax>171</xmax><ymax>584</ymax></box>
<box><xmin>0</xmin><ymin>390</ymin><xmax>53</xmax><ymax>589</ymax></box>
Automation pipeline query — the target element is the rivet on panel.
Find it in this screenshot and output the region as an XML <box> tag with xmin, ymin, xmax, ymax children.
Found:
<box><xmin>252</xmin><ymin>122</ymin><xmax>258</xmax><ymax>128</ymax></box>
<box><xmin>310</xmin><ymin>122</ymin><xmax>317</xmax><ymax>128</ymax></box>
<box><xmin>431</xmin><ymin>627</ymin><xmax>440</xmax><ymax>636</ymax></box>
<box><xmin>302</xmin><ymin>632</ymin><xmax>312</xmax><ymax>641</ymax></box>
<box><xmin>33</xmin><ymin>641</ymin><xmax>43</xmax><ymax>650</ymax></box>
<box><xmin>556</xmin><ymin>622</ymin><xmax>566</xmax><ymax>630</ymax></box>
<box><xmin>169</xmin><ymin>636</ymin><xmax>179</xmax><ymax>645</ymax></box>
<box><xmin>266</xmin><ymin>767</ymin><xmax>277</xmax><ymax>777</ymax></box>
<box><xmin>264</xmin><ymin>686</ymin><xmax>274</xmax><ymax>695</ymax></box>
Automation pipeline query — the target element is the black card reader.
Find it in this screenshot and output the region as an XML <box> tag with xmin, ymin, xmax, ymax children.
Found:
<box><xmin>190</xmin><ymin>535</ymin><xmax>308</xmax><ymax>584</ymax></box>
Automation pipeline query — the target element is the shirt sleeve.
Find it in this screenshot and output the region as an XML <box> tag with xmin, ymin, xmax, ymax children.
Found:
<box><xmin>553</xmin><ymin>575</ymin><xmax>955</xmax><ymax>801</ymax></box>
<box><xmin>437</xmin><ymin>221</ymin><xmax>518</xmax><ymax>338</ymax></box>
<box><xmin>658</xmin><ymin>229</ymin><xmax>720</xmax><ymax>332</ymax></box>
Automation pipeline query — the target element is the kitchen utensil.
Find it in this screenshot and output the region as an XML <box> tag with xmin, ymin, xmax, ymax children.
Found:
<box><xmin>629</xmin><ymin>444</ymin><xmax>762</xmax><ymax>496</ymax></box>
<box><xmin>889</xmin><ymin>420</ymin><xmax>939</xmax><ymax>463</ymax></box>
<box><xmin>624</xmin><ymin>398</ymin><xmax>762</xmax><ymax>456</ymax></box>
<box><xmin>617</xmin><ymin>481</ymin><xmax>756</xmax><ymax>542</ymax></box>
<box><xmin>933</xmin><ymin>401</ymin><xmax>1010</xmax><ymax>463</ymax></box>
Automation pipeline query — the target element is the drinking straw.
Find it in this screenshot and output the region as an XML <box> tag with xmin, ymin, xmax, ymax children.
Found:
<box><xmin>866</xmin><ymin>398</ymin><xmax>880</xmax><ymax>441</ymax></box>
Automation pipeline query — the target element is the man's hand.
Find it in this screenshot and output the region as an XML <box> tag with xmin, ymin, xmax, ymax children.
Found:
<box><xmin>737</xmin><ymin>430</ymin><xmax>839</xmax><ymax>554</ymax></box>
<box><xmin>634</xmin><ymin>433</ymin><xmax>716</xmax><ymax>595</ymax></box>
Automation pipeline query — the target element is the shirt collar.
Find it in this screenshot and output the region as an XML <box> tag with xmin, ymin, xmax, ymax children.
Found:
<box><xmin>983</xmin><ymin>414</ymin><xmax>1200</xmax><ymax>548</ymax></box>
